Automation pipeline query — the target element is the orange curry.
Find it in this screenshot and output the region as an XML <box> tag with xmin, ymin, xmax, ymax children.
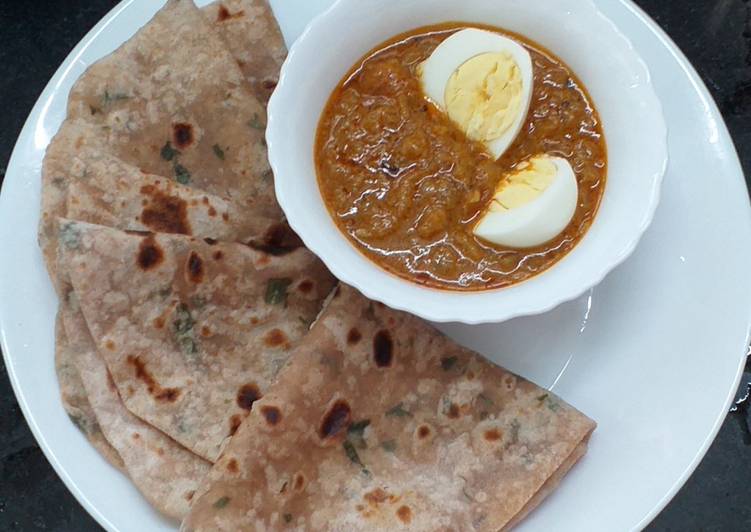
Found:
<box><xmin>315</xmin><ymin>24</ymin><xmax>607</xmax><ymax>291</ymax></box>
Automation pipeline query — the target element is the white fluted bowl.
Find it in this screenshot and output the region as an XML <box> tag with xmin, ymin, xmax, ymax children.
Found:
<box><xmin>267</xmin><ymin>0</ymin><xmax>667</xmax><ymax>324</ymax></box>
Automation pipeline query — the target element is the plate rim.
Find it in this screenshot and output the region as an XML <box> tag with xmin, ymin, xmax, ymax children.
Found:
<box><xmin>0</xmin><ymin>1</ymin><xmax>138</xmax><ymax>529</ymax></box>
<box><xmin>615</xmin><ymin>1</ymin><xmax>751</xmax><ymax>528</ymax></box>
<box><xmin>0</xmin><ymin>0</ymin><xmax>748</xmax><ymax>530</ymax></box>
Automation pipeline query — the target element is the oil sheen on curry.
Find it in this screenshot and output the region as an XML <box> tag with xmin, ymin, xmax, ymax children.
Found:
<box><xmin>315</xmin><ymin>23</ymin><xmax>607</xmax><ymax>291</ymax></box>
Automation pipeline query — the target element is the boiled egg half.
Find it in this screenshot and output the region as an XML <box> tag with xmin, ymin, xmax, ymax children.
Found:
<box><xmin>420</xmin><ymin>28</ymin><xmax>534</xmax><ymax>160</ymax></box>
<box><xmin>473</xmin><ymin>155</ymin><xmax>578</xmax><ymax>248</ymax></box>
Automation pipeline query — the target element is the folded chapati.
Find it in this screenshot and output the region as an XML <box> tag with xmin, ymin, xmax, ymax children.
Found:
<box><xmin>40</xmin><ymin>0</ymin><xmax>285</xmax><ymax>284</ymax></box>
<box><xmin>202</xmin><ymin>0</ymin><xmax>287</xmax><ymax>103</ymax></box>
<box><xmin>57</xmin><ymin>219</ymin><xmax>336</xmax><ymax>462</ymax></box>
<box><xmin>61</xmin><ymin>141</ymin><xmax>280</xmax><ymax>244</ymax></box>
<box><xmin>54</xmin><ymin>313</ymin><xmax>125</xmax><ymax>472</ymax></box>
<box><xmin>65</xmin><ymin>0</ymin><xmax>279</xmax><ymax>214</ymax></box>
<box><xmin>40</xmin><ymin>119</ymin><xmax>104</xmax><ymax>291</ymax></box>
<box><xmin>58</xmin><ymin>285</ymin><xmax>211</xmax><ymax>520</ymax></box>
<box><xmin>40</xmin><ymin>0</ymin><xmax>280</xmax><ymax>275</ymax></box>
<box><xmin>41</xmin><ymin>1</ymin><xmax>298</xmax><ymax>513</ymax></box>
<box><xmin>182</xmin><ymin>285</ymin><xmax>595</xmax><ymax>531</ymax></box>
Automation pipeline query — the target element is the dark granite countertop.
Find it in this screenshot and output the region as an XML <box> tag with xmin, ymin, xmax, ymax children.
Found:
<box><xmin>1</xmin><ymin>1</ymin><xmax>749</xmax><ymax>530</ymax></box>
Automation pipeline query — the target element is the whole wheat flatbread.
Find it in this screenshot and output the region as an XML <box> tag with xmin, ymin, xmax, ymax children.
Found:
<box><xmin>65</xmin><ymin>0</ymin><xmax>274</xmax><ymax>208</ymax></box>
<box><xmin>182</xmin><ymin>285</ymin><xmax>595</xmax><ymax>531</ymax></box>
<box><xmin>58</xmin><ymin>286</ymin><xmax>211</xmax><ymax>520</ymax></box>
<box><xmin>39</xmin><ymin>0</ymin><xmax>281</xmax><ymax>279</ymax></box>
<box><xmin>39</xmin><ymin>120</ymin><xmax>105</xmax><ymax>292</ymax></box>
<box><xmin>43</xmin><ymin>0</ymin><xmax>309</xmax><ymax>517</ymax></box>
<box><xmin>54</xmin><ymin>313</ymin><xmax>125</xmax><ymax>472</ymax></box>
<box><xmin>61</xmin><ymin>140</ymin><xmax>281</xmax><ymax>243</ymax></box>
<box><xmin>202</xmin><ymin>0</ymin><xmax>287</xmax><ymax>104</ymax></box>
<box><xmin>57</xmin><ymin>219</ymin><xmax>336</xmax><ymax>462</ymax></box>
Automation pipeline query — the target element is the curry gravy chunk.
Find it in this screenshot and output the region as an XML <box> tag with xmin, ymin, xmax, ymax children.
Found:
<box><xmin>315</xmin><ymin>23</ymin><xmax>607</xmax><ymax>291</ymax></box>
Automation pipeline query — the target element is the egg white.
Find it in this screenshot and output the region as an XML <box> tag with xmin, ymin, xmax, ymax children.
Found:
<box><xmin>420</xmin><ymin>28</ymin><xmax>534</xmax><ymax>160</ymax></box>
<box><xmin>473</xmin><ymin>156</ymin><xmax>578</xmax><ymax>248</ymax></box>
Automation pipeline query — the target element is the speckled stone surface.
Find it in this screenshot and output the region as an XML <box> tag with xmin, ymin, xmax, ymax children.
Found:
<box><xmin>0</xmin><ymin>1</ymin><xmax>749</xmax><ymax>530</ymax></box>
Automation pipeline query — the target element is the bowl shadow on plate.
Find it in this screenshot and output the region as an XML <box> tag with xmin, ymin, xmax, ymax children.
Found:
<box><xmin>437</xmin><ymin>288</ymin><xmax>595</xmax><ymax>390</ymax></box>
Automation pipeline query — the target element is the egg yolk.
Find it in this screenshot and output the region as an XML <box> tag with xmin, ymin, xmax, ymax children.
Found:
<box><xmin>444</xmin><ymin>52</ymin><xmax>523</xmax><ymax>143</ymax></box>
<box><xmin>489</xmin><ymin>156</ymin><xmax>557</xmax><ymax>212</ymax></box>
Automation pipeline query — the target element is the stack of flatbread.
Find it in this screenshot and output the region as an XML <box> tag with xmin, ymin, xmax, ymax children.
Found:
<box><xmin>40</xmin><ymin>0</ymin><xmax>596</xmax><ymax>528</ymax></box>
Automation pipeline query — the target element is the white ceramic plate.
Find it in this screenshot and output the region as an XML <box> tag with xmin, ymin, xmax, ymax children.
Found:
<box><xmin>0</xmin><ymin>1</ymin><xmax>749</xmax><ymax>531</ymax></box>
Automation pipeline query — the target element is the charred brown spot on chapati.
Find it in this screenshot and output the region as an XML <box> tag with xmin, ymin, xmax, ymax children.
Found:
<box><xmin>373</xmin><ymin>330</ymin><xmax>393</xmax><ymax>367</ymax></box>
<box><xmin>319</xmin><ymin>400</ymin><xmax>351</xmax><ymax>439</ymax></box>
<box><xmin>126</xmin><ymin>355</ymin><xmax>181</xmax><ymax>402</ymax></box>
<box><xmin>484</xmin><ymin>428</ymin><xmax>502</xmax><ymax>441</ymax></box>
<box><xmin>442</xmin><ymin>396</ymin><xmax>461</xmax><ymax>419</ymax></box>
<box><xmin>212</xmin><ymin>250</ymin><xmax>224</xmax><ymax>261</ymax></box>
<box><xmin>185</xmin><ymin>490</ymin><xmax>195</xmax><ymax>502</ymax></box>
<box><xmin>204</xmin><ymin>237</ymin><xmax>218</xmax><ymax>245</ymax></box>
<box><xmin>262</xmin><ymin>79</ymin><xmax>278</xmax><ymax>91</ymax></box>
<box><xmin>105</xmin><ymin>340</ymin><xmax>116</xmax><ymax>351</ymax></box>
<box><xmin>155</xmin><ymin>388</ymin><xmax>178</xmax><ymax>402</ymax></box>
<box><xmin>137</xmin><ymin>235</ymin><xmax>164</xmax><ymax>270</ymax></box>
<box><xmin>347</xmin><ymin>328</ymin><xmax>362</xmax><ymax>345</ymax></box>
<box><xmin>172</xmin><ymin>123</ymin><xmax>194</xmax><ymax>149</ymax></box>
<box><xmin>236</xmin><ymin>383</ymin><xmax>261</xmax><ymax>411</ymax></box>
<box><xmin>293</xmin><ymin>473</ymin><xmax>305</xmax><ymax>491</ymax></box>
<box><xmin>261</xmin><ymin>405</ymin><xmax>282</xmax><ymax>426</ymax></box>
<box><xmin>502</xmin><ymin>374</ymin><xmax>517</xmax><ymax>391</ymax></box>
<box><xmin>298</xmin><ymin>280</ymin><xmax>314</xmax><ymax>294</ymax></box>
<box><xmin>396</xmin><ymin>505</ymin><xmax>412</xmax><ymax>524</ymax></box>
<box><xmin>226</xmin><ymin>458</ymin><xmax>239</xmax><ymax>474</ymax></box>
<box><xmin>441</xmin><ymin>356</ymin><xmax>458</xmax><ymax>371</ymax></box>
<box><xmin>264</xmin><ymin>328</ymin><xmax>287</xmax><ymax>347</ymax></box>
<box><xmin>186</xmin><ymin>251</ymin><xmax>205</xmax><ymax>284</ymax></box>
<box><xmin>217</xmin><ymin>5</ymin><xmax>230</xmax><ymax>21</ymax></box>
<box><xmin>417</xmin><ymin>424</ymin><xmax>432</xmax><ymax>439</ymax></box>
<box><xmin>217</xmin><ymin>5</ymin><xmax>245</xmax><ymax>22</ymax></box>
<box><xmin>208</xmin><ymin>206</ymin><xmax>217</xmax><ymax>217</ymax></box>
<box><xmin>139</xmin><ymin>185</ymin><xmax>191</xmax><ymax>235</ymax></box>
<box><xmin>364</xmin><ymin>488</ymin><xmax>389</xmax><ymax>505</ymax></box>
<box><xmin>247</xmin><ymin>223</ymin><xmax>303</xmax><ymax>256</ymax></box>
